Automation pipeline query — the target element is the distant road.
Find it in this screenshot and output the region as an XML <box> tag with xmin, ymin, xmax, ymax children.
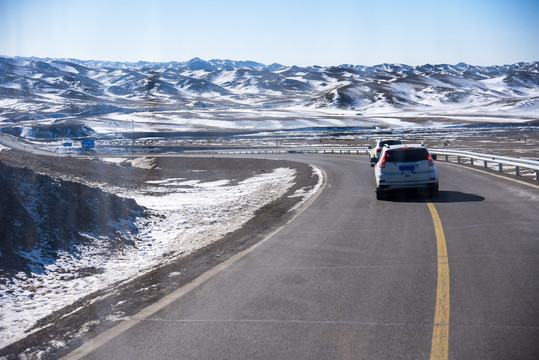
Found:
<box><xmin>64</xmin><ymin>154</ymin><xmax>538</xmax><ymax>360</ymax></box>
<box><xmin>0</xmin><ymin>133</ymin><xmax>55</xmax><ymax>156</ymax></box>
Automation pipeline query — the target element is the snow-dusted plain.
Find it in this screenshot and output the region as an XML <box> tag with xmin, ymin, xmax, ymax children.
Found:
<box><xmin>0</xmin><ymin>152</ymin><xmax>323</xmax><ymax>348</ymax></box>
<box><xmin>0</xmin><ymin>57</ymin><xmax>537</xmax><ymax>141</ymax></box>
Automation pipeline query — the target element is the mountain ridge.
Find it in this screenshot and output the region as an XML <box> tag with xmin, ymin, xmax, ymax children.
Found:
<box><xmin>0</xmin><ymin>55</ymin><xmax>538</xmax><ymax>135</ymax></box>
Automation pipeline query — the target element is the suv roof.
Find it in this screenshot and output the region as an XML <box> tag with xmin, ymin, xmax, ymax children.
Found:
<box><xmin>382</xmin><ymin>143</ymin><xmax>425</xmax><ymax>150</ymax></box>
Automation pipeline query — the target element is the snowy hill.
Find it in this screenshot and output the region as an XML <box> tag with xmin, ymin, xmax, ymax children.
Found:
<box><xmin>0</xmin><ymin>56</ymin><xmax>538</xmax><ymax>137</ymax></box>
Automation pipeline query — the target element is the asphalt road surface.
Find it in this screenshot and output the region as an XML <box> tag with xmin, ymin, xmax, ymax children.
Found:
<box><xmin>67</xmin><ymin>155</ymin><xmax>539</xmax><ymax>360</ymax></box>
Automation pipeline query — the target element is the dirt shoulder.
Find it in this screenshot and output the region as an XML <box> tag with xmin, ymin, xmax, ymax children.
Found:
<box><xmin>0</xmin><ymin>149</ymin><xmax>321</xmax><ymax>360</ymax></box>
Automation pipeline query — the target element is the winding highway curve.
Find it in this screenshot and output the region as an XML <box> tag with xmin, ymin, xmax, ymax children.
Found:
<box><xmin>66</xmin><ymin>154</ymin><xmax>539</xmax><ymax>360</ymax></box>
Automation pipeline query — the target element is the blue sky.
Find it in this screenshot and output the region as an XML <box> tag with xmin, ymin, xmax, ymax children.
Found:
<box><xmin>1</xmin><ymin>0</ymin><xmax>538</xmax><ymax>66</ymax></box>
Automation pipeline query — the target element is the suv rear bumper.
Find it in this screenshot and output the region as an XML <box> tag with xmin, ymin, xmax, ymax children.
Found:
<box><xmin>377</xmin><ymin>180</ymin><xmax>438</xmax><ymax>192</ymax></box>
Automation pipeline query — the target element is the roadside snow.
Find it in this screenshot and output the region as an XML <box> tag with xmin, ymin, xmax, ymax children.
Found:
<box><xmin>128</xmin><ymin>156</ymin><xmax>160</xmax><ymax>169</ymax></box>
<box><xmin>0</xmin><ymin>166</ymin><xmax>316</xmax><ymax>348</ymax></box>
<box><xmin>288</xmin><ymin>165</ymin><xmax>324</xmax><ymax>212</ymax></box>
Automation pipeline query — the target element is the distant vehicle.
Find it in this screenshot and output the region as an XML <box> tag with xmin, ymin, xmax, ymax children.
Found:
<box><xmin>368</xmin><ymin>139</ymin><xmax>402</xmax><ymax>166</ymax></box>
<box><xmin>374</xmin><ymin>144</ymin><xmax>439</xmax><ymax>200</ymax></box>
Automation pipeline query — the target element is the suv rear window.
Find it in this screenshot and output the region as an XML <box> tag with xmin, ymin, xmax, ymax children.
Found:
<box><xmin>379</xmin><ymin>140</ymin><xmax>402</xmax><ymax>147</ymax></box>
<box><xmin>385</xmin><ymin>148</ymin><xmax>429</xmax><ymax>162</ymax></box>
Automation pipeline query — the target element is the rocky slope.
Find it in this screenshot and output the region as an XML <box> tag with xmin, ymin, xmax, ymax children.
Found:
<box><xmin>0</xmin><ymin>160</ymin><xmax>143</xmax><ymax>277</ymax></box>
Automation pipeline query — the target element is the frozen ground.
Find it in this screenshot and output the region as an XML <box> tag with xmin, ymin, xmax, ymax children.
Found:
<box><xmin>0</xmin><ymin>151</ymin><xmax>323</xmax><ymax>350</ymax></box>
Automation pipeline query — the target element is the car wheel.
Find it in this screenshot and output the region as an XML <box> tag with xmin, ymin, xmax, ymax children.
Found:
<box><xmin>376</xmin><ymin>190</ymin><xmax>385</xmax><ymax>200</ymax></box>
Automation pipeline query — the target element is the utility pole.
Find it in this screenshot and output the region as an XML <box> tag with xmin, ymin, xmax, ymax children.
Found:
<box><xmin>132</xmin><ymin>120</ymin><xmax>135</xmax><ymax>153</ymax></box>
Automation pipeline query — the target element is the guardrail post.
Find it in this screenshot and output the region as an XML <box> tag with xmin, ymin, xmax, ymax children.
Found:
<box><xmin>457</xmin><ymin>156</ymin><xmax>461</xmax><ymax>164</ymax></box>
<box><xmin>515</xmin><ymin>166</ymin><xmax>520</xmax><ymax>176</ymax></box>
<box><xmin>445</xmin><ymin>155</ymin><xmax>448</xmax><ymax>162</ymax></box>
<box><xmin>484</xmin><ymin>160</ymin><xmax>488</xmax><ymax>168</ymax></box>
<box><xmin>536</xmin><ymin>170</ymin><xmax>539</xmax><ymax>181</ymax></box>
<box><xmin>470</xmin><ymin>158</ymin><xmax>474</xmax><ymax>166</ymax></box>
<box><xmin>499</xmin><ymin>163</ymin><xmax>503</xmax><ymax>173</ymax></box>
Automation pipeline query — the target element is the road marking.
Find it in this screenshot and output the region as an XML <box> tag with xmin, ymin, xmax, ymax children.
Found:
<box><xmin>342</xmin><ymin>155</ymin><xmax>452</xmax><ymax>358</ymax></box>
<box><xmin>61</xmin><ymin>167</ymin><xmax>328</xmax><ymax>360</ymax></box>
<box><xmin>427</xmin><ymin>202</ymin><xmax>450</xmax><ymax>360</ymax></box>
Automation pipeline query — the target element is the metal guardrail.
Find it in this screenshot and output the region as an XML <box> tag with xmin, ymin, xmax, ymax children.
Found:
<box><xmin>429</xmin><ymin>149</ymin><xmax>539</xmax><ymax>181</ymax></box>
<box><xmin>184</xmin><ymin>147</ymin><xmax>367</xmax><ymax>156</ymax></box>
<box><xmin>3</xmin><ymin>133</ymin><xmax>538</xmax><ymax>181</ymax></box>
<box><xmin>187</xmin><ymin>146</ymin><xmax>539</xmax><ymax>181</ymax></box>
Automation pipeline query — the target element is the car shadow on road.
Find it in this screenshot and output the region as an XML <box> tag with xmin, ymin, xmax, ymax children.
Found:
<box><xmin>384</xmin><ymin>190</ymin><xmax>485</xmax><ymax>203</ymax></box>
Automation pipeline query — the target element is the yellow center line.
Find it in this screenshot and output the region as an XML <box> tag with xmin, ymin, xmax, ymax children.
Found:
<box><xmin>427</xmin><ymin>202</ymin><xmax>450</xmax><ymax>360</ymax></box>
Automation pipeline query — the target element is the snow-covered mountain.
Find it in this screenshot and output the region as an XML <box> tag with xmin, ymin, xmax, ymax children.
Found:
<box><xmin>0</xmin><ymin>56</ymin><xmax>538</xmax><ymax>136</ymax></box>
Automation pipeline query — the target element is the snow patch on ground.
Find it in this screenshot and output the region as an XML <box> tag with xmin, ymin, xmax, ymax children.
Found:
<box><xmin>288</xmin><ymin>165</ymin><xmax>324</xmax><ymax>212</ymax></box>
<box><xmin>0</xmin><ymin>166</ymin><xmax>315</xmax><ymax>348</ymax></box>
<box><xmin>129</xmin><ymin>156</ymin><xmax>160</xmax><ymax>169</ymax></box>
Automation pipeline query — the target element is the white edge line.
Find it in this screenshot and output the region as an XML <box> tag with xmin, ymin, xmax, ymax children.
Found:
<box><xmin>62</xmin><ymin>165</ymin><xmax>328</xmax><ymax>360</ymax></box>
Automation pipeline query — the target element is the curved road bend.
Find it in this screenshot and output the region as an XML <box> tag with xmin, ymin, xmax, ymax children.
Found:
<box><xmin>67</xmin><ymin>155</ymin><xmax>538</xmax><ymax>360</ymax></box>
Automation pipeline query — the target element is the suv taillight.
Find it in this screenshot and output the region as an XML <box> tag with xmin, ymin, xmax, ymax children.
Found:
<box><xmin>428</xmin><ymin>154</ymin><xmax>434</xmax><ymax>166</ymax></box>
<box><xmin>379</xmin><ymin>153</ymin><xmax>386</xmax><ymax>168</ymax></box>
<box><xmin>376</xmin><ymin>148</ymin><xmax>381</xmax><ymax>153</ymax></box>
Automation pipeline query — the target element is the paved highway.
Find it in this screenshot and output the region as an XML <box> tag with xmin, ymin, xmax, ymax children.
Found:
<box><xmin>0</xmin><ymin>133</ymin><xmax>54</xmax><ymax>156</ymax></box>
<box><xmin>66</xmin><ymin>155</ymin><xmax>538</xmax><ymax>360</ymax></box>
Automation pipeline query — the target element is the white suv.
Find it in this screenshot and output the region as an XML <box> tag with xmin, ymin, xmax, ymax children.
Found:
<box><xmin>369</xmin><ymin>139</ymin><xmax>402</xmax><ymax>166</ymax></box>
<box><xmin>374</xmin><ymin>144</ymin><xmax>439</xmax><ymax>200</ymax></box>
